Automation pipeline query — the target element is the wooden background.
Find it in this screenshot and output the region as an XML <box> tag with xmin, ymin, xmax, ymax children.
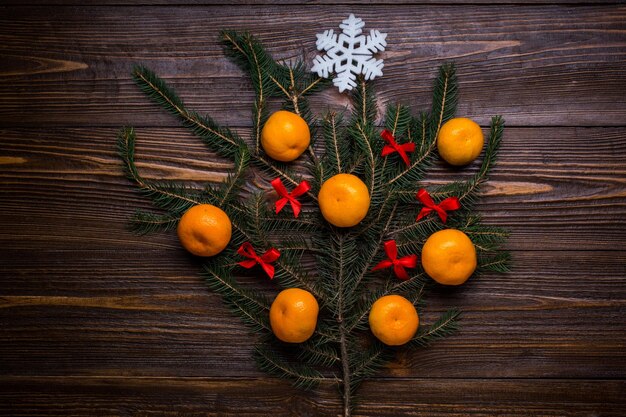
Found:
<box><xmin>1</xmin><ymin>2</ymin><xmax>626</xmax><ymax>416</ymax></box>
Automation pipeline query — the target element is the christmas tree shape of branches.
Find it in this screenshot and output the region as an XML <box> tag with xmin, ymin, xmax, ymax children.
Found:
<box><xmin>118</xmin><ymin>31</ymin><xmax>508</xmax><ymax>417</ymax></box>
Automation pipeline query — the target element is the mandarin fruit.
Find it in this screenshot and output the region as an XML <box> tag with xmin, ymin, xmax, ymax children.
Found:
<box><xmin>270</xmin><ymin>288</ymin><xmax>319</xmax><ymax>343</ymax></box>
<box><xmin>177</xmin><ymin>204</ymin><xmax>232</xmax><ymax>257</ymax></box>
<box><xmin>421</xmin><ymin>229</ymin><xmax>477</xmax><ymax>285</ymax></box>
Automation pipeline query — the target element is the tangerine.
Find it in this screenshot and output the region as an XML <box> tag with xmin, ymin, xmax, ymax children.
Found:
<box><xmin>318</xmin><ymin>173</ymin><xmax>370</xmax><ymax>227</ymax></box>
<box><xmin>270</xmin><ymin>288</ymin><xmax>319</xmax><ymax>343</ymax></box>
<box><xmin>369</xmin><ymin>295</ymin><xmax>419</xmax><ymax>346</ymax></box>
<box><xmin>261</xmin><ymin>110</ymin><xmax>310</xmax><ymax>162</ymax></box>
<box><xmin>437</xmin><ymin>117</ymin><xmax>484</xmax><ymax>166</ymax></box>
<box><xmin>177</xmin><ymin>204</ymin><xmax>232</xmax><ymax>257</ymax></box>
<box><xmin>421</xmin><ymin>229</ymin><xmax>477</xmax><ymax>285</ymax></box>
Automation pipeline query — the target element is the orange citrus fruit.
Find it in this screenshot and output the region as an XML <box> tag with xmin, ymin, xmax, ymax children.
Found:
<box><xmin>261</xmin><ymin>110</ymin><xmax>310</xmax><ymax>162</ymax></box>
<box><xmin>369</xmin><ymin>295</ymin><xmax>419</xmax><ymax>346</ymax></box>
<box><xmin>318</xmin><ymin>173</ymin><xmax>370</xmax><ymax>227</ymax></box>
<box><xmin>270</xmin><ymin>288</ymin><xmax>319</xmax><ymax>343</ymax></box>
<box><xmin>421</xmin><ymin>229</ymin><xmax>477</xmax><ymax>285</ymax></box>
<box><xmin>437</xmin><ymin>117</ymin><xmax>484</xmax><ymax>166</ymax></box>
<box><xmin>176</xmin><ymin>204</ymin><xmax>232</xmax><ymax>257</ymax></box>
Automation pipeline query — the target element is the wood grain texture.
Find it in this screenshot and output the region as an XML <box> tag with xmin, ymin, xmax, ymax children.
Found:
<box><xmin>1</xmin><ymin>2</ymin><xmax>625</xmax><ymax>416</ymax></box>
<box><xmin>1</xmin><ymin>127</ymin><xmax>625</xmax><ymax>250</ymax></box>
<box><xmin>1</xmin><ymin>377</ymin><xmax>625</xmax><ymax>417</ymax></box>
<box><xmin>1</xmin><ymin>6</ymin><xmax>625</xmax><ymax>127</ymax></box>
<box><xmin>5</xmin><ymin>0</ymin><xmax>622</xmax><ymax>5</ymax></box>
<box><xmin>1</xmin><ymin>249</ymin><xmax>625</xmax><ymax>379</ymax></box>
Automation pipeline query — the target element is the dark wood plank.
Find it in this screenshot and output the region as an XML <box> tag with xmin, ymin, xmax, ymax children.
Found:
<box><xmin>1</xmin><ymin>6</ymin><xmax>625</xmax><ymax>127</ymax></box>
<box><xmin>1</xmin><ymin>127</ymin><xmax>625</xmax><ymax>251</ymax></box>
<box><xmin>0</xmin><ymin>376</ymin><xmax>624</xmax><ymax>416</ymax></box>
<box><xmin>5</xmin><ymin>0</ymin><xmax>623</xmax><ymax>5</ymax></box>
<box><xmin>1</xmin><ymin>249</ymin><xmax>624</xmax><ymax>379</ymax></box>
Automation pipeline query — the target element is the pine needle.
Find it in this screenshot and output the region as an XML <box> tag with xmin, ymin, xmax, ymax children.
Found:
<box><xmin>117</xmin><ymin>127</ymin><xmax>205</xmax><ymax>216</ymax></box>
<box><xmin>129</xmin><ymin>210</ymin><xmax>179</xmax><ymax>235</ymax></box>
<box><xmin>131</xmin><ymin>66</ymin><xmax>246</xmax><ymax>160</ymax></box>
<box><xmin>254</xmin><ymin>344</ymin><xmax>332</xmax><ymax>391</ymax></box>
<box><xmin>202</xmin><ymin>262</ymin><xmax>271</xmax><ymax>333</ymax></box>
<box><xmin>411</xmin><ymin>308</ymin><xmax>461</xmax><ymax>348</ymax></box>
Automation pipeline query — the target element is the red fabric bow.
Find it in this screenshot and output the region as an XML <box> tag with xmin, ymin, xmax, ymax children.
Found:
<box><xmin>271</xmin><ymin>178</ymin><xmax>311</xmax><ymax>218</ymax></box>
<box><xmin>416</xmin><ymin>188</ymin><xmax>461</xmax><ymax>223</ymax></box>
<box><xmin>237</xmin><ymin>242</ymin><xmax>281</xmax><ymax>279</ymax></box>
<box><xmin>381</xmin><ymin>129</ymin><xmax>416</xmax><ymax>166</ymax></box>
<box><xmin>372</xmin><ymin>240</ymin><xmax>418</xmax><ymax>280</ymax></box>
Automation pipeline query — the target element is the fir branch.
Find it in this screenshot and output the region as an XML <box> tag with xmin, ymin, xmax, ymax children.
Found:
<box><xmin>346</xmin><ymin>278</ymin><xmax>427</xmax><ymax>333</ymax></box>
<box><xmin>124</xmin><ymin>33</ymin><xmax>509</xmax><ymax>417</ymax></box>
<box><xmin>220</xmin><ymin>30</ymin><xmax>277</xmax><ymax>100</ymax></box>
<box><xmin>379</xmin><ymin>104</ymin><xmax>410</xmax><ymax>180</ymax></box>
<box><xmin>301</xmin><ymin>76</ymin><xmax>325</xmax><ymax>96</ymax></box>
<box><xmin>252</xmin><ymin>98</ymin><xmax>269</xmax><ymax>157</ymax></box>
<box><xmin>132</xmin><ymin>65</ymin><xmax>314</xmax><ymax>202</ymax></box>
<box><xmin>288</xmin><ymin>66</ymin><xmax>300</xmax><ymax>113</ymax></box>
<box><xmin>429</xmin><ymin>115</ymin><xmax>505</xmax><ymax>205</ymax></box>
<box><xmin>338</xmin><ymin>310</ymin><xmax>352</xmax><ymax>417</ymax></box>
<box><xmin>326</xmin><ymin>233</ymin><xmax>359</xmax><ymax>312</ymax></box>
<box><xmin>346</xmin><ymin>201</ymin><xmax>398</xmax><ymax>303</ymax></box>
<box><xmin>429</xmin><ymin>63</ymin><xmax>458</xmax><ymax>143</ymax></box>
<box><xmin>131</xmin><ymin>66</ymin><xmax>245</xmax><ymax>160</ymax></box>
<box><xmin>117</xmin><ymin>127</ymin><xmax>205</xmax><ymax>215</ymax></box>
<box><xmin>463</xmin><ymin>217</ymin><xmax>510</xmax><ymax>253</ymax></box>
<box><xmin>321</xmin><ymin>111</ymin><xmax>349</xmax><ymax>178</ymax></box>
<box><xmin>298</xmin><ymin>339</ymin><xmax>340</xmax><ymax>367</ymax></box>
<box><xmin>221</xmin><ymin>32</ymin><xmax>326</xmax><ymax>158</ymax></box>
<box><xmin>392</xmin><ymin>115</ymin><xmax>505</xmax><ymax>245</ymax></box>
<box><xmin>271</xmin><ymin>60</ymin><xmax>328</xmax><ymax>124</ymax></box>
<box><xmin>254</xmin><ymin>344</ymin><xmax>332</xmax><ymax>391</ymax></box>
<box><xmin>384</xmin><ymin>63</ymin><xmax>456</xmax><ymax>194</ymax></box>
<box><xmin>202</xmin><ymin>262</ymin><xmax>271</xmax><ymax>333</ymax></box>
<box><xmin>254</xmin><ymin>155</ymin><xmax>318</xmax><ymax>202</ymax></box>
<box><xmin>413</xmin><ymin>112</ymin><xmax>430</xmax><ymax>155</ymax></box>
<box><xmin>384</xmin><ymin>104</ymin><xmax>411</xmax><ymax>138</ymax></box>
<box><xmin>411</xmin><ymin>308</ymin><xmax>461</xmax><ymax>348</ymax></box>
<box><xmin>346</xmin><ymin>79</ymin><xmax>380</xmax><ymax>184</ymax></box>
<box><xmin>226</xmin><ymin>204</ymin><xmax>263</xmax><ymax>250</ymax></box>
<box><xmin>349</xmin><ymin>340</ymin><xmax>393</xmax><ymax>393</ymax></box>
<box><xmin>388</xmin><ymin>113</ymin><xmax>433</xmax><ymax>192</ymax></box>
<box><xmin>478</xmin><ymin>251</ymin><xmax>511</xmax><ymax>273</ymax></box>
<box><xmin>274</xmin><ymin>251</ymin><xmax>322</xmax><ymax>299</ymax></box>
<box><xmin>326</xmin><ymin>232</ymin><xmax>358</xmax><ymax>417</ymax></box>
<box><xmin>272</xmin><ymin>61</ymin><xmax>327</xmax><ymax>165</ymax></box>
<box><xmin>469</xmin><ymin>115</ymin><xmax>505</xmax><ymax>195</ymax></box>
<box><xmin>388</xmin><ymin>61</ymin><xmax>459</xmax><ymax>190</ymax></box>
<box><xmin>238</xmin><ymin>195</ymin><xmax>322</xmax><ymax>297</ymax></box>
<box><xmin>351</xmin><ymin>78</ymin><xmax>377</xmax><ymax>127</ymax></box>
<box><xmin>129</xmin><ymin>210</ymin><xmax>179</xmax><ymax>235</ymax></box>
<box><xmin>311</xmin><ymin>154</ymin><xmax>326</xmax><ymax>194</ymax></box>
<box><xmin>257</xmin><ymin>215</ymin><xmax>321</xmax><ymax>236</ymax></box>
<box><xmin>239</xmin><ymin>194</ymin><xmax>317</xmax><ymax>247</ymax></box>
<box><xmin>351</xmin><ymin>121</ymin><xmax>379</xmax><ymax>202</ymax></box>
<box><xmin>249</xmin><ymin>192</ymin><xmax>269</xmax><ymax>243</ymax></box>
<box><xmin>393</xmin><ymin>215</ymin><xmax>446</xmax><ymax>254</ymax></box>
<box><xmin>269</xmin><ymin>73</ymin><xmax>292</xmax><ymax>99</ymax></box>
<box><xmin>219</xmin><ymin>146</ymin><xmax>250</xmax><ymax>207</ymax></box>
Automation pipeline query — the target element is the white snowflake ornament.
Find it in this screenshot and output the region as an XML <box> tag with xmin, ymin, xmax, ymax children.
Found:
<box><xmin>312</xmin><ymin>14</ymin><xmax>387</xmax><ymax>93</ymax></box>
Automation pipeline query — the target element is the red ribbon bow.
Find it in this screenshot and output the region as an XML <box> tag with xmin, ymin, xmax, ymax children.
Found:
<box><xmin>271</xmin><ymin>178</ymin><xmax>311</xmax><ymax>218</ymax></box>
<box><xmin>237</xmin><ymin>242</ymin><xmax>281</xmax><ymax>279</ymax></box>
<box><xmin>381</xmin><ymin>129</ymin><xmax>416</xmax><ymax>166</ymax></box>
<box><xmin>372</xmin><ymin>240</ymin><xmax>418</xmax><ymax>280</ymax></box>
<box><xmin>416</xmin><ymin>188</ymin><xmax>461</xmax><ymax>223</ymax></box>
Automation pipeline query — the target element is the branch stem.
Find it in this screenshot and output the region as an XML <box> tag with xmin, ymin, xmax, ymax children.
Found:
<box><xmin>336</xmin><ymin>235</ymin><xmax>352</xmax><ymax>417</ymax></box>
<box><xmin>339</xmin><ymin>320</ymin><xmax>351</xmax><ymax>417</ymax></box>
